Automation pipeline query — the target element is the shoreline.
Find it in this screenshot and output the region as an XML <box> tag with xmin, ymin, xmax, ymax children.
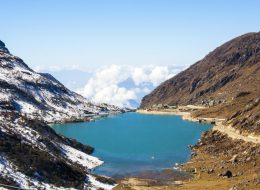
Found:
<box><xmin>114</xmin><ymin>108</ymin><xmax>216</xmax><ymax>189</ymax></box>
<box><xmin>136</xmin><ymin>109</ymin><xmax>225</xmax><ymax>125</ymax></box>
<box><xmin>52</xmin><ymin>108</ymin><xmax>260</xmax><ymax>189</ymax></box>
<box><xmin>137</xmin><ymin>109</ymin><xmax>260</xmax><ymax>143</ymax></box>
<box><xmin>48</xmin><ymin>110</ymin><xmax>136</xmax><ymax>125</ymax></box>
<box><xmin>115</xmin><ymin>108</ymin><xmax>260</xmax><ymax>189</ymax></box>
<box><xmin>136</xmin><ymin>109</ymin><xmax>191</xmax><ymax>117</ymax></box>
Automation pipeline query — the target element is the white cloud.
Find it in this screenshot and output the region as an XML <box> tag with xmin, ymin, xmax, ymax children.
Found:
<box><xmin>77</xmin><ymin>64</ymin><xmax>183</xmax><ymax>108</ymax></box>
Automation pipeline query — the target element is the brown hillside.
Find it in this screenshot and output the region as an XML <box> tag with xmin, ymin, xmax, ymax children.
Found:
<box><xmin>140</xmin><ymin>32</ymin><xmax>260</xmax><ymax>135</ymax></box>
<box><xmin>140</xmin><ymin>32</ymin><xmax>260</xmax><ymax>108</ymax></box>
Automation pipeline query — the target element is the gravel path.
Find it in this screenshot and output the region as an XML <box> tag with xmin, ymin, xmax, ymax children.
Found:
<box><xmin>213</xmin><ymin>125</ymin><xmax>260</xmax><ymax>144</ymax></box>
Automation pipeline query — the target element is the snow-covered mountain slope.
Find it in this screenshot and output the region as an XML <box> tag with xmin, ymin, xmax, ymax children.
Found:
<box><xmin>0</xmin><ymin>40</ymin><xmax>128</xmax><ymax>123</ymax></box>
<box><xmin>0</xmin><ymin>111</ymin><xmax>115</xmax><ymax>189</ymax></box>
<box><xmin>0</xmin><ymin>40</ymin><xmax>119</xmax><ymax>189</ymax></box>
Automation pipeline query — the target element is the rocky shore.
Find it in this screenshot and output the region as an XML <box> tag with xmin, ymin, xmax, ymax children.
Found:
<box><xmin>116</xmin><ymin>107</ymin><xmax>260</xmax><ymax>189</ymax></box>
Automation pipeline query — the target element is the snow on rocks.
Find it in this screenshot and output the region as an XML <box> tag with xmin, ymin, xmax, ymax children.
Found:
<box><xmin>0</xmin><ymin>155</ymin><xmax>76</xmax><ymax>190</ymax></box>
<box><xmin>86</xmin><ymin>175</ymin><xmax>116</xmax><ymax>190</ymax></box>
<box><xmin>0</xmin><ymin>49</ymin><xmax>128</xmax><ymax>124</ymax></box>
<box><xmin>0</xmin><ymin>41</ymin><xmax>121</xmax><ymax>189</ymax></box>
<box><xmin>60</xmin><ymin>144</ymin><xmax>103</xmax><ymax>170</ymax></box>
<box><xmin>0</xmin><ymin>115</ymin><xmax>47</xmax><ymax>151</ymax></box>
<box><xmin>0</xmin><ymin>114</ymin><xmax>116</xmax><ymax>189</ymax></box>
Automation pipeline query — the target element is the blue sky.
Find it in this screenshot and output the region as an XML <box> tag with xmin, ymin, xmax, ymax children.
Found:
<box><xmin>1</xmin><ymin>0</ymin><xmax>260</xmax><ymax>107</ymax></box>
<box><xmin>1</xmin><ymin>0</ymin><xmax>260</xmax><ymax>70</ymax></box>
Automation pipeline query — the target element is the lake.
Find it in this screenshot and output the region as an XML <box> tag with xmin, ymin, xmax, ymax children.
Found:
<box><xmin>52</xmin><ymin>112</ymin><xmax>212</xmax><ymax>178</ymax></box>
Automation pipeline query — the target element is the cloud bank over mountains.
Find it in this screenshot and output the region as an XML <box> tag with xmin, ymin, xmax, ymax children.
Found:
<box><xmin>77</xmin><ymin>65</ymin><xmax>184</xmax><ymax>108</ymax></box>
<box><xmin>37</xmin><ymin>64</ymin><xmax>185</xmax><ymax>108</ymax></box>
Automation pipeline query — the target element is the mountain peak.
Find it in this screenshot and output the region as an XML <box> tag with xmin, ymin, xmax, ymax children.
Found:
<box><xmin>0</xmin><ymin>40</ymin><xmax>9</xmax><ymax>53</ymax></box>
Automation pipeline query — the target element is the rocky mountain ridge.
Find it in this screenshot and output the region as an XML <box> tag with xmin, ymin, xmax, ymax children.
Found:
<box><xmin>0</xmin><ymin>40</ymin><xmax>122</xmax><ymax>189</ymax></box>
<box><xmin>140</xmin><ymin>32</ymin><xmax>260</xmax><ymax>134</ymax></box>
<box><xmin>0</xmin><ymin>40</ymin><xmax>129</xmax><ymax>123</ymax></box>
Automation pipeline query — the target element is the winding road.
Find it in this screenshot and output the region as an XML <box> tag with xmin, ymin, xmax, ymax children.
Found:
<box><xmin>213</xmin><ymin>125</ymin><xmax>260</xmax><ymax>144</ymax></box>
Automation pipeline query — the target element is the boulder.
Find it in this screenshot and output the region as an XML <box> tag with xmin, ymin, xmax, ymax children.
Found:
<box><xmin>222</xmin><ymin>170</ymin><xmax>233</xmax><ymax>178</ymax></box>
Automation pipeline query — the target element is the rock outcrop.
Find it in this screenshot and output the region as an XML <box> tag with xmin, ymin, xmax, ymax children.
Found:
<box><xmin>0</xmin><ymin>40</ymin><xmax>9</xmax><ymax>53</ymax></box>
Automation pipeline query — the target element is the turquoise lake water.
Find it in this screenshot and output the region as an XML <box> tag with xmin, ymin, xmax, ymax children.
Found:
<box><xmin>52</xmin><ymin>112</ymin><xmax>212</xmax><ymax>177</ymax></box>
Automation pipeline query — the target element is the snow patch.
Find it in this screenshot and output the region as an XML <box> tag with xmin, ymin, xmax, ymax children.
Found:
<box><xmin>86</xmin><ymin>175</ymin><xmax>116</xmax><ymax>190</ymax></box>
<box><xmin>60</xmin><ymin>144</ymin><xmax>103</xmax><ymax>170</ymax></box>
